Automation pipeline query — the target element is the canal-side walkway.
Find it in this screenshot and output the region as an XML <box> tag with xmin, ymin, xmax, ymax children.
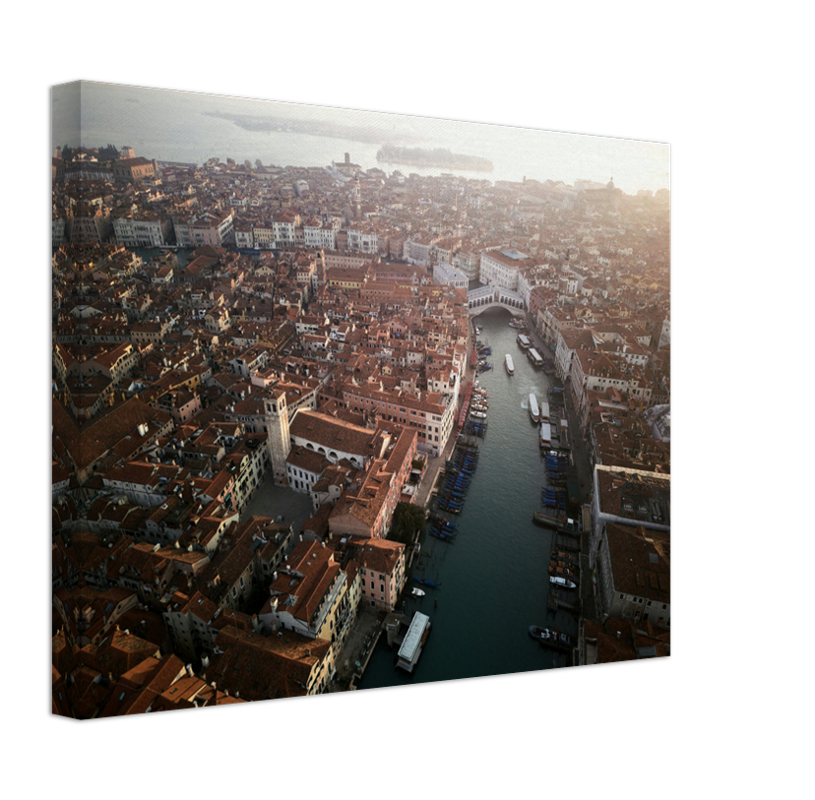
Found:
<box><xmin>525</xmin><ymin>312</ymin><xmax>599</xmax><ymax>622</ymax></box>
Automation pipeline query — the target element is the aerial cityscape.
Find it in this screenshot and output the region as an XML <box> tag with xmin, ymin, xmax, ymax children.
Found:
<box><xmin>51</xmin><ymin>83</ymin><xmax>670</xmax><ymax>718</ymax></box>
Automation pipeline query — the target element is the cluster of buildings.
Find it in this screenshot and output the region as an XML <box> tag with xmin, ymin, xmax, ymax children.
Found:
<box><xmin>52</xmin><ymin>144</ymin><xmax>670</xmax><ymax>715</ymax></box>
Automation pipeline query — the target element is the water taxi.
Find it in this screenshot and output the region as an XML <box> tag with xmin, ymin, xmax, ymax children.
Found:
<box><xmin>529</xmin><ymin>393</ymin><xmax>540</xmax><ymax>423</ymax></box>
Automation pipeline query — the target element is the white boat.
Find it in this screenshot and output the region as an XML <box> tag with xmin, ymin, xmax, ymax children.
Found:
<box><xmin>529</xmin><ymin>393</ymin><xmax>540</xmax><ymax>423</ymax></box>
<box><xmin>470</xmin><ymin>410</ymin><xmax>487</xmax><ymax>419</ymax></box>
<box><xmin>527</xmin><ymin>348</ymin><xmax>544</xmax><ymax>367</ymax></box>
<box><xmin>411</xmin><ymin>587</ymin><xmax>426</xmax><ymax>598</ymax></box>
<box><xmin>550</xmin><ymin>575</ymin><xmax>577</xmax><ymax>590</ymax></box>
<box><xmin>505</xmin><ymin>354</ymin><xmax>515</xmax><ymax>375</ymax></box>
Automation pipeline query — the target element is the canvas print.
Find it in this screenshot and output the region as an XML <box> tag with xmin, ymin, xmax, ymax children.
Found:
<box><xmin>51</xmin><ymin>81</ymin><xmax>670</xmax><ymax>718</ymax></box>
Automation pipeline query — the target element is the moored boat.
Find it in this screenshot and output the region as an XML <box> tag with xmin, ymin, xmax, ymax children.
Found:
<box><xmin>529</xmin><ymin>625</ymin><xmax>573</xmax><ymax>647</ymax></box>
<box><xmin>529</xmin><ymin>393</ymin><xmax>540</xmax><ymax>423</ymax></box>
<box><xmin>411</xmin><ymin>587</ymin><xmax>426</xmax><ymax>597</ymax></box>
<box><xmin>549</xmin><ymin>575</ymin><xmax>577</xmax><ymax>590</ymax></box>
<box><xmin>414</xmin><ymin>578</ymin><xmax>441</xmax><ymax>588</ymax></box>
<box><xmin>527</xmin><ymin>348</ymin><xmax>544</xmax><ymax>367</ymax></box>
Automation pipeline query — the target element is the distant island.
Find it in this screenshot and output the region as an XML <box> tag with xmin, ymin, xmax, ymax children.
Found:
<box><xmin>376</xmin><ymin>145</ymin><xmax>493</xmax><ymax>172</ymax></box>
<box><xmin>202</xmin><ymin>111</ymin><xmax>419</xmax><ymax>146</ymax></box>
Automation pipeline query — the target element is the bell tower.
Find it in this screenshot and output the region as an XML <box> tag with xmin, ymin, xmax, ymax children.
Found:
<box><xmin>264</xmin><ymin>388</ymin><xmax>291</xmax><ymax>485</ymax></box>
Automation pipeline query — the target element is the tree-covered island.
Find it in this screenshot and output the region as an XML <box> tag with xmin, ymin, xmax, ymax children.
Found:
<box><xmin>376</xmin><ymin>145</ymin><xmax>493</xmax><ymax>172</ymax></box>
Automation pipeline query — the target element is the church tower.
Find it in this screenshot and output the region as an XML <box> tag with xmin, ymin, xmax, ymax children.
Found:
<box><xmin>264</xmin><ymin>388</ymin><xmax>291</xmax><ymax>485</ymax></box>
<box><xmin>351</xmin><ymin>176</ymin><xmax>362</xmax><ymax>219</ymax></box>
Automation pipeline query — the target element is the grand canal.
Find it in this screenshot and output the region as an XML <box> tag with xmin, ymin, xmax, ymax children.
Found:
<box><xmin>359</xmin><ymin>307</ymin><xmax>579</xmax><ymax>690</ymax></box>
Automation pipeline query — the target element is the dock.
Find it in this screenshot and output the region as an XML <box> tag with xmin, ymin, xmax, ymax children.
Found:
<box><xmin>457</xmin><ymin>380</ymin><xmax>474</xmax><ymax>429</ymax></box>
<box><xmin>396</xmin><ymin>612</ymin><xmax>432</xmax><ymax>673</ymax></box>
<box><xmin>536</xmin><ymin>636</ymin><xmax>572</xmax><ymax>654</ymax></box>
<box><xmin>548</xmin><ymin>591</ymin><xmax>580</xmax><ymax>615</ymax></box>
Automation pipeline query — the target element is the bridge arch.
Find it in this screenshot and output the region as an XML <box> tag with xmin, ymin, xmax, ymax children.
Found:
<box><xmin>466</xmin><ymin>286</ymin><xmax>526</xmax><ymax>317</ymax></box>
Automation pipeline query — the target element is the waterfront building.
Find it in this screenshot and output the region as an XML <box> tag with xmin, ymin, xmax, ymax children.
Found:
<box><xmin>113</xmin><ymin>211</ymin><xmax>172</xmax><ymax>248</ymax></box>
<box><xmin>594</xmin><ymin>522</ymin><xmax>670</xmax><ymax>629</ymax></box>
<box><xmin>478</xmin><ymin>248</ymin><xmax>536</xmax><ymax>292</ymax></box>
<box><xmin>354</xmin><ymin>538</ymin><xmax>406</xmax><ymax>611</ymax></box>
<box><xmin>589</xmin><ymin>464</ymin><xmax>670</xmax><ymax>628</ymax></box>
<box><xmin>339</xmin><ymin>381</ymin><xmax>453</xmax><ymax>457</ymax></box>
<box><xmin>259</xmin><ymin>540</ymin><xmax>360</xmax><ymax>684</ymax></box>
<box><xmin>304</xmin><ymin>219</ymin><xmax>338</xmax><ymax>250</ymax></box>
<box><xmin>173</xmin><ymin>210</ymin><xmax>234</xmax><ymax>247</ymax></box>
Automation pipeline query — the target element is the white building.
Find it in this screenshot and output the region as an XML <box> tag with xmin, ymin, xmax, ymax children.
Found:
<box><xmin>347</xmin><ymin>227</ymin><xmax>378</xmax><ymax>253</ymax></box>
<box><xmin>433</xmin><ymin>262</ymin><xmax>469</xmax><ymax>290</ymax></box>
<box><xmin>479</xmin><ymin>248</ymin><xmax>529</xmax><ymax>291</ymax></box>
<box><xmin>113</xmin><ymin>214</ymin><xmax>172</xmax><ymax>248</ymax></box>
<box><xmin>304</xmin><ymin>223</ymin><xmax>337</xmax><ymax>250</ymax></box>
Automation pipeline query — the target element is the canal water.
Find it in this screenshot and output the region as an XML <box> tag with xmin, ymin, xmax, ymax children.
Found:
<box><xmin>359</xmin><ymin>307</ymin><xmax>578</xmax><ymax>691</ymax></box>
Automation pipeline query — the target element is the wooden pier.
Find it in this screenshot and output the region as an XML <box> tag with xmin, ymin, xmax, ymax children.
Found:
<box><xmin>548</xmin><ymin>591</ymin><xmax>580</xmax><ymax>615</ymax></box>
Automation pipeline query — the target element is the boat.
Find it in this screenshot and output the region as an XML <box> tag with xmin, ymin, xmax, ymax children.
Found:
<box><xmin>470</xmin><ymin>410</ymin><xmax>487</xmax><ymax>419</ymax></box>
<box><xmin>411</xmin><ymin>587</ymin><xmax>426</xmax><ymax>597</ymax></box>
<box><xmin>539</xmin><ymin>421</ymin><xmax>552</xmax><ymax>448</ymax></box>
<box><xmin>505</xmin><ymin>354</ymin><xmax>515</xmax><ymax>375</ymax></box>
<box><xmin>527</xmin><ymin>348</ymin><xmax>544</xmax><ymax>367</ymax></box>
<box><xmin>529</xmin><ymin>625</ymin><xmax>573</xmax><ymax>647</ymax></box>
<box><xmin>429</xmin><ymin>519</ymin><xmax>458</xmax><ymax>530</ymax></box>
<box><xmin>414</xmin><ymin>578</ymin><xmax>441</xmax><ymax>588</ymax></box>
<box><xmin>549</xmin><ymin>576</ymin><xmax>577</xmax><ymax>590</ymax></box>
<box><xmin>528</xmin><ymin>625</ymin><xmax>547</xmax><ymax>640</ymax></box>
<box><xmin>508</xmin><ymin>319</ymin><xmax>525</xmax><ymax>329</ymax></box>
<box><xmin>517</xmin><ymin>333</ymin><xmax>532</xmax><ymax>349</ymax></box>
<box><xmin>528</xmin><ymin>393</ymin><xmax>540</xmax><ymax>423</ymax></box>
